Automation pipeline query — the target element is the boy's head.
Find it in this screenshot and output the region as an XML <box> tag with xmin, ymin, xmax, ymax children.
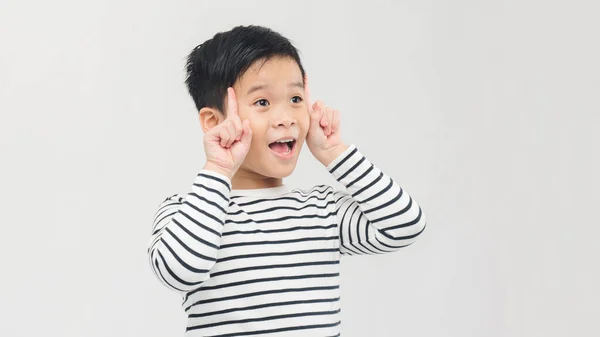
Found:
<box><xmin>186</xmin><ymin>25</ymin><xmax>311</xmax><ymax>185</ymax></box>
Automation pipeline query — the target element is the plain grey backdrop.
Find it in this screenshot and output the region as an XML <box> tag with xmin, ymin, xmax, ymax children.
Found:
<box><xmin>1</xmin><ymin>0</ymin><xmax>598</xmax><ymax>336</ymax></box>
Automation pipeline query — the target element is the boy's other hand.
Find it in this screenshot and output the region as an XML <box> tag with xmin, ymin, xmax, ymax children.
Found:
<box><xmin>203</xmin><ymin>87</ymin><xmax>253</xmax><ymax>178</ymax></box>
<box><xmin>304</xmin><ymin>77</ymin><xmax>349</xmax><ymax>167</ymax></box>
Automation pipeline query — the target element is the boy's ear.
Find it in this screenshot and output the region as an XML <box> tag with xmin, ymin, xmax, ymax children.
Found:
<box><xmin>198</xmin><ymin>107</ymin><xmax>225</xmax><ymax>133</ymax></box>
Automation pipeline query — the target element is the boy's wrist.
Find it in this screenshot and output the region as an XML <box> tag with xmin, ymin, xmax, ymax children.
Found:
<box><xmin>318</xmin><ymin>143</ymin><xmax>350</xmax><ymax>167</ymax></box>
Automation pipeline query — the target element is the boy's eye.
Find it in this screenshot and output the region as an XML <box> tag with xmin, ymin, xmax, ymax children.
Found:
<box><xmin>291</xmin><ymin>96</ymin><xmax>303</xmax><ymax>104</ymax></box>
<box><xmin>254</xmin><ymin>99</ymin><xmax>269</xmax><ymax>107</ymax></box>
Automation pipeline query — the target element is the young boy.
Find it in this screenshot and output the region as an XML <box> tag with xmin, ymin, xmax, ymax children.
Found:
<box><xmin>148</xmin><ymin>25</ymin><xmax>427</xmax><ymax>336</ymax></box>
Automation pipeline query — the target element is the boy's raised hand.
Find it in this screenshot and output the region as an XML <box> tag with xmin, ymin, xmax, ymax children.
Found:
<box><xmin>304</xmin><ymin>77</ymin><xmax>349</xmax><ymax>167</ymax></box>
<box><xmin>203</xmin><ymin>87</ymin><xmax>253</xmax><ymax>179</ymax></box>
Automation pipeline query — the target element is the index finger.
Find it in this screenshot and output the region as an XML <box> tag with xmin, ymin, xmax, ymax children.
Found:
<box><xmin>226</xmin><ymin>87</ymin><xmax>239</xmax><ymax>119</ymax></box>
<box><xmin>304</xmin><ymin>75</ymin><xmax>313</xmax><ymax>113</ymax></box>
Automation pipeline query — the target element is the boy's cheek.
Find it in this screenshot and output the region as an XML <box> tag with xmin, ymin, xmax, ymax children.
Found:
<box><xmin>300</xmin><ymin>114</ymin><xmax>311</xmax><ymax>134</ymax></box>
<box><xmin>300</xmin><ymin>127</ymin><xmax>309</xmax><ymax>140</ymax></box>
<box><xmin>237</xmin><ymin>106</ymin><xmax>250</xmax><ymax>120</ymax></box>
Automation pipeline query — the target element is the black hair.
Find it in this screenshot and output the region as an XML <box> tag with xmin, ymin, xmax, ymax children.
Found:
<box><xmin>185</xmin><ymin>25</ymin><xmax>306</xmax><ymax>114</ymax></box>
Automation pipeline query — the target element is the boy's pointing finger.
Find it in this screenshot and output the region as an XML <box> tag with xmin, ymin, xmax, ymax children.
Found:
<box><xmin>226</xmin><ymin>87</ymin><xmax>239</xmax><ymax>118</ymax></box>
<box><xmin>226</xmin><ymin>87</ymin><xmax>243</xmax><ymax>140</ymax></box>
<box><xmin>304</xmin><ymin>75</ymin><xmax>313</xmax><ymax>113</ymax></box>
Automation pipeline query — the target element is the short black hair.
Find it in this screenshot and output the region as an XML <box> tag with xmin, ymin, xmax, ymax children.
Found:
<box><xmin>185</xmin><ymin>25</ymin><xmax>306</xmax><ymax>114</ymax></box>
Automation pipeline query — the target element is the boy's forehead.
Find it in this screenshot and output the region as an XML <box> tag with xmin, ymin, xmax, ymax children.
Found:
<box><xmin>236</xmin><ymin>57</ymin><xmax>303</xmax><ymax>92</ymax></box>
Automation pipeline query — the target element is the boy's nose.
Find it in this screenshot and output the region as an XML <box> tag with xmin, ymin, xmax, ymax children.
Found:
<box><xmin>272</xmin><ymin>109</ymin><xmax>297</xmax><ymax>128</ymax></box>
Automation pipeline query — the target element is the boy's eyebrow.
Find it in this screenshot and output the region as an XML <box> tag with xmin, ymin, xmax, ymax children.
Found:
<box><xmin>246</xmin><ymin>84</ymin><xmax>268</xmax><ymax>95</ymax></box>
<box><xmin>289</xmin><ymin>81</ymin><xmax>304</xmax><ymax>90</ymax></box>
<box><xmin>245</xmin><ymin>81</ymin><xmax>305</xmax><ymax>95</ymax></box>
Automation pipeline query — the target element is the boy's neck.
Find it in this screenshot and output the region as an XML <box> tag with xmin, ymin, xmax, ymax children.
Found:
<box><xmin>230</xmin><ymin>169</ymin><xmax>284</xmax><ymax>190</ymax></box>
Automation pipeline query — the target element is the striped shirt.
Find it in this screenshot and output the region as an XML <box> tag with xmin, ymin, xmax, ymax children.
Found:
<box><xmin>148</xmin><ymin>144</ymin><xmax>427</xmax><ymax>336</ymax></box>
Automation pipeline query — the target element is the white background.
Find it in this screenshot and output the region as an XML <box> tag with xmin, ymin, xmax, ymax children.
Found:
<box><xmin>1</xmin><ymin>0</ymin><xmax>598</xmax><ymax>336</ymax></box>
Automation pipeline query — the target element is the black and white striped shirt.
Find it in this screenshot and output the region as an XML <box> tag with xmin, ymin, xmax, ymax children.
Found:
<box><xmin>148</xmin><ymin>144</ymin><xmax>427</xmax><ymax>336</ymax></box>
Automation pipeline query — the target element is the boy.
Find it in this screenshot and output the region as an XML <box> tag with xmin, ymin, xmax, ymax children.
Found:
<box><xmin>148</xmin><ymin>25</ymin><xmax>427</xmax><ymax>336</ymax></box>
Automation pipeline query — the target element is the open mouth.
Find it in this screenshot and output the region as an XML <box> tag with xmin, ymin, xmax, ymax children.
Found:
<box><xmin>268</xmin><ymin>139</ymin><xmax>296</xmax><ymax>157</ymax></box>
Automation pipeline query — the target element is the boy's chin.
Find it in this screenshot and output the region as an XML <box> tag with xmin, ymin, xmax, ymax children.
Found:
<box><xmin>264</xmin><ymin>164</ymin><xmax>296</xmax><ymax>179</ymax></box>
<box><xmin>259</xmin><ymin>159</ymin><xmax>299</xmax><ymax>179</ymax></box>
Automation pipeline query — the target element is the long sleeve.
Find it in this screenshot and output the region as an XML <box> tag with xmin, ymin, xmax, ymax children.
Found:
<box><xmin>147</xmin><ymin>169</ymin><xmax>232</xmax><ymax>293</ymax></box>
<box><xmin>326</xmin><ymin>144</ymin><xmax>427</xmax><ymax>256</ymax></box>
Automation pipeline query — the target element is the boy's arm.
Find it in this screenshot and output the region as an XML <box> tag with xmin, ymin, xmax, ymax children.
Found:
<box><xmin>327</xmin><ymin>144</ymin><xmax>427</xmax><ymax>255</ymax></box>
<box><xmin>147</xmin><ymin>169</ymin><xmax>232</xmax><ymax>293</ymax></box>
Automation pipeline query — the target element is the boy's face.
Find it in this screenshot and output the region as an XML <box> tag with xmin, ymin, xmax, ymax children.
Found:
<box><xmin>228</xmin><ymin>56</ymin><xmax>310</xmax><ymax>185</ymax></box>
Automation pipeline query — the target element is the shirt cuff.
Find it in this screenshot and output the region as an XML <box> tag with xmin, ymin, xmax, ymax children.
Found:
<box><xmin>197</xmin><ymin>169</ymin><xmax>232</xmax><ymax>192</ymax></box>
<box><xmin>326</xmin><ymin>144</ymin><xmax>358</xmax><ymax>172</ymax></box>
